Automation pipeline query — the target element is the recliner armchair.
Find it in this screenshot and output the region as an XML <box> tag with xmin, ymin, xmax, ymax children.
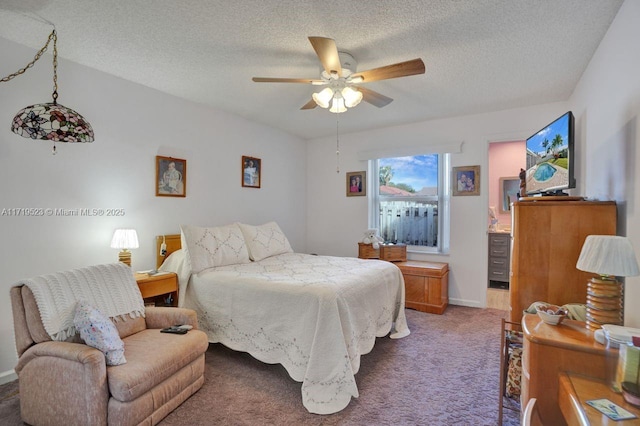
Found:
<box><xmin>10</xmin><ymin>268</ymin><xmax>209</xmax><ymax>426</ymax></box>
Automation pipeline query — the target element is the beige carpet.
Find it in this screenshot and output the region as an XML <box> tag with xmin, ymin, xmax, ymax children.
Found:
<box><xmin>0</xmin><ymin>306</ymin><xmax>520</xmax><ymax>425</ymax></box>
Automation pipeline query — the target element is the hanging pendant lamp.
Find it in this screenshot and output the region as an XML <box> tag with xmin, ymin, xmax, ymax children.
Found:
<box><xmin>1</xmin><ymin>29</ymin><xmax>94</xmax><ymax>154</ymax></box>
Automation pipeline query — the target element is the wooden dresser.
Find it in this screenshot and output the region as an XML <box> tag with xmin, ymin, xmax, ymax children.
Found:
<box><xmin>510</xmin><ymin>199</ymin><xmax>616</xmax><ymax>323</ymax></box>
<box><xmin>522</xmin><ymin>313</ymin><xmax>609</xmax><ymax>425</ymax></box>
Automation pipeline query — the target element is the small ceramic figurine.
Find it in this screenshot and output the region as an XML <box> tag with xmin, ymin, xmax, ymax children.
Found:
<box><xmin>519</xmin><ymin>168</ymin><xmax>526</xmax><ymax>198</ymax></box>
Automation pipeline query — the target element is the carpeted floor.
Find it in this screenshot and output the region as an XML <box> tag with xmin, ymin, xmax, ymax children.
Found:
<box><xmin>0</xmin><ymin>306</ymin><xmax>521</xmax><ymax>425</ymax></box>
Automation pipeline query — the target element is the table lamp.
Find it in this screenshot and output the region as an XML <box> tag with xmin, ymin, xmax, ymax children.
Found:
<box><xmin>110</xmin><ymin>229</ymin><xmax>139</xmax><ymax>267</ymax></box>
<box><xmin>576</xmin><ymin>235</ymin><xmax>639</xmax><ymax>330</ymax></box>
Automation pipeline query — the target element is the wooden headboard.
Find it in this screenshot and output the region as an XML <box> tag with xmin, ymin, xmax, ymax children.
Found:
<box><xmin>155</xmin><ymin>234</ymin><xmax>182</xmax><ymax>268</ymax></box>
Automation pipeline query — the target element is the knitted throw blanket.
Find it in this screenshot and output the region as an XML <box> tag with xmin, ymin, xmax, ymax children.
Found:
<box><xmin>15</xmin><ymin>263</ymin><xmax>146</xmax><ymax>341</ymax></box>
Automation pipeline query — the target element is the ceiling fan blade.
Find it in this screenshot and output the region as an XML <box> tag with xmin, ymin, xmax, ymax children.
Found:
<box><xmin>308</xmin><ymin>36</ymin><xmax>342</xmax><ymax>77</ymax></box>
<box><xmin>301</xmin><ymin>99</ymin><xmax>317</xmax><ymax>110</ymax></box>
<box><xmin>352</xmin><ymin>58</ymin><xmax>425</xmax><ymax>83</ymax></box>
<box><xmin>252</xmin><ymin>77</ymin><xmax>324</xmax><ymax>84</ymax></box>
<box><xmin>358</xmin><ymin>86</ymin><xmax>393</xmax><ymax>108</ymax></box>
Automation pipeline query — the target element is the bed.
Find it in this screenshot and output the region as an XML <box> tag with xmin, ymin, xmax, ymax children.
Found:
<box><xmin>156</xmin><ymin>223</ymin><xmax>409</xmax><ymax>415</ymax></box>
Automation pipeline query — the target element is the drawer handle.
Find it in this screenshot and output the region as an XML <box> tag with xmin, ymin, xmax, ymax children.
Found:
<box><xmin>492</xmin><ymin>271</ymin><xmax>505</xmax><ymax>276</ymax></box>
<box><xmin>492</xmin><ymin>260</ymin><xmax>505</xmax><ymax>265</ymax></box>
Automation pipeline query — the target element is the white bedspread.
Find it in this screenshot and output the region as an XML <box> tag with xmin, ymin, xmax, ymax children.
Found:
<box><xmin>181</xmin><ymin>253</ymin><xmax>409</xmax><ymax>414</ymax></box>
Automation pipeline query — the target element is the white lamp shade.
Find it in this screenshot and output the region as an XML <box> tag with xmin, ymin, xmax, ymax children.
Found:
<box><xmin>342</xmin><ymin>86</ymin><xmax>363</xmax><ymax>108</ymax></box>
<box><xmin>312</xmin><ymin>87</ymin><xmax>333</xmax><ymax>109</ymax></box>
<box><xmin>576</xmin><ymin>235</ymin><xmax>639</xmax><ymax>277</ymax></box>
<box><xmin>329</xmin><ymin>96</ymin><xmax>347</xmax><ymax>113</ymax></box>
<box><xmin>110</xmin><ymin>229</ymin><xmax>139</xmax><ymax>250</ymax></box>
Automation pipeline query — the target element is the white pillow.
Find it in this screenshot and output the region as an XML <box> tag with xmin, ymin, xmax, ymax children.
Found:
<box><xmin>180</xmin><ymin>224</ymin><xmax>250</xmax><ymax>273</ymax></box>
<box><xmin>238</xmin><ymin>222</ymin><xmax>293</xmax><ymax>261</ymax></box>
<box><xmin>74</xmin><ymin>300</ymin><xmax>126</xmax><ymax>366</ymax></box>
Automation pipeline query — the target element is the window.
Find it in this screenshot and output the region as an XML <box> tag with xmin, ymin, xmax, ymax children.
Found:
<box><xmin>369</xmin><ymin>154</ymin><xmax>450</xmax><ymax>254</ymax></box>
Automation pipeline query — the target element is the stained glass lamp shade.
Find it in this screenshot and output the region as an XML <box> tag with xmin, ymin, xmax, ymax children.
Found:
<box><xmin>12</xmin><ymin>103</ymin><xmax>94</xmax><ymax>143</ymax></box>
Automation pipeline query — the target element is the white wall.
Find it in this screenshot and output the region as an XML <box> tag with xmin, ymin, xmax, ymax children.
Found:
<box><xmin>569</xmin><ymin>0</ymin><xmax>640</xmax><ymax>327</ymax></box>
<box><xmin>0</xmin><ymin>37</ymin><xmax>306</xmax><ymax>381</ymax></box>
<box><xmin>306</xmin><ymin>103</ymin><xmax>569</xmax><ymax>309</ymax></box>
<box><xmin>488</xmin><ymin>141</ymin><xmax>525</xmax><ymax>226</ymax></box>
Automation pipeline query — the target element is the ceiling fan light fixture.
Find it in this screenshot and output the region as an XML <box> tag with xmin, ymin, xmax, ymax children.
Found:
<box><xmin>329</xmin><ymin>95</ymin><xmax>346</xmax><ymax>114</ymax></box>
<box><xmin>252</xmin><ymin>37</ymin><xmax>424</xmax><ymax>114</ymax></box>
<box><xmin>342</xmin><ymin>86</ymin><xmax>363</xmax><ymax>108</ymax></box>
<box><xmin>312</xmin><ymin>87</ymin><xmax>333</xmax><ymax>109</ymax></box>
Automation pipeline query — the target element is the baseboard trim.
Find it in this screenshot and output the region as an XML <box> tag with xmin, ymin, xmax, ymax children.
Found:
<box><xmin>449</xmin><ymin>298</ymin><xmax>482</xmax><ymax>308</ymax></box>
<box><xmin>0</xmin><ymin>369</ymin><xmax>17</xmax><ymax>385</ymax></box>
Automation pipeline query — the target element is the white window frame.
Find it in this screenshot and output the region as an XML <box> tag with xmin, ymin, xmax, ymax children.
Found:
<box><xmin>368</xmin><ymin>153</ymin><xmax>450</xmax><ymax>254</ymax></box>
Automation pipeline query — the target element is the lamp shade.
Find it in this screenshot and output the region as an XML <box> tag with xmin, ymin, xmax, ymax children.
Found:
<box><xmin>342</xmin><ymin>86</ymin><xmax>363</xmax><ymax>108</ymax></box>
<box><xmin>12</xmin><ymin>102</ymin><xmax>94</xmax><ymax>143</ymax></box>
<box><xmin>110</xmin><ymin>229</ymin><xmax>139</xmax><ymax>250</ymax></box>
<box><xmin>329</xmin><ymin>96</ymin><xmax>346</xmax><ymax>114</ymax></box>
<box><xmin>312</xmin><ymin>87</ymin><xmax>333</xmax><ymax>109</ymax></box>
<box><xmin>576</xmin><ymin>235</ymin><xmax>640</xmax><ymax>277</ymax></box>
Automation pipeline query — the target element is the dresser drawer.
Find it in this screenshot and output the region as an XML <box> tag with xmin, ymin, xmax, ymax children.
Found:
<box><xmin>489</xmin><ymin>233</ymin><xmax>510</xmax><ymax>246</ymax></box>
<box><xmin>489</xmin><ymin>257</ymin><xmax>509</xmax><ymax>268</ymax></box>
<box><xmin>490</xmin><ymin>247</ymin><xmax>509</xmax><ymax>257</ymax></box>
<box><xmin>489</xmin><ymin>267</ymin><xmax>509</xmax><ymax>281</ymax></box>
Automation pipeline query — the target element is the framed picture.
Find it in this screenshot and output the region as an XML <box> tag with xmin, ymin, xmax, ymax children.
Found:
<box><xmin>499</xmin><ymin>176</ymin><xmax>521</xmax><ymax>213</ymax></box>
<box><xmin>346</xmin><ymin>171</ymin><xmax>366</xmax><ymax>197</ymax></box>
<box><xmin>452</xmin><ymin>165</ymin><xmax>480</xmax><ymax>196</ymax></box>
<box><xmin>156</xmin><ymin>156</ymin><xmax>186</xmax><ymax>197</ymax></box>
<box><xmin>242</xmin><ymin>156</ymin><xmax>261</xmax><ymax>188</ymax></box>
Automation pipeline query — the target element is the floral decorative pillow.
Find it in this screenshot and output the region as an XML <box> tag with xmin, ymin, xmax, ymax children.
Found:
<box><xmin>238</xmin><ymin>222</ymin><xmax>293</xmax><ymax>261</ymax></box>
<box><xmin>73</xmin><ymin>300</ymin><xmax>126</xmax><ymax>366</ymax></box>
<box><xmin>180</xmin><ymin>223</ymin><xmax>250</xmax><ymax>273</ymax></box>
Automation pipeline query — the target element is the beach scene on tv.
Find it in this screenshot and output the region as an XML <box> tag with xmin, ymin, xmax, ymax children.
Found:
<box><xmin>525</xmin><ymin>113</ymin><xmax>571</xmax><ymax>194</ymax></box>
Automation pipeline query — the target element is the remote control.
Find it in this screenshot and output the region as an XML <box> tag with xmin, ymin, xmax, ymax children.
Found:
<box><xmin>161</xmin><ymin>326</ymin><xmax>188</xmax><ymax>334</ymax></box>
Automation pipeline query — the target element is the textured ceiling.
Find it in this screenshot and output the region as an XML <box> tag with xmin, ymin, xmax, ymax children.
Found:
<box><xmin>0</xmin><ymin>0</ymin><xmax>625</xmax><ymax>139</ymax></box>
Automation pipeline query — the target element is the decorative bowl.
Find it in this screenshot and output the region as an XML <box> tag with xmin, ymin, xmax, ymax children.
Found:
<box><xmin>536</xmin><ymin>304</ymin><xmax>567</xmax><ymax>326</ymax></box>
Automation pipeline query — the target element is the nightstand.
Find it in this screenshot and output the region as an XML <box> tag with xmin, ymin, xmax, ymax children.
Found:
<box><xmin>134</xmin><ymin>272</ymin><xmax>178</xmax><ymax>307</ymax></box>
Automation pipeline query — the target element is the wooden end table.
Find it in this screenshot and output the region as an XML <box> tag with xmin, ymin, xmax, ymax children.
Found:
<box><xmin>134</xmin><ymin>272</ymin><xmax>178</xmax><ymax>307</ymax></box>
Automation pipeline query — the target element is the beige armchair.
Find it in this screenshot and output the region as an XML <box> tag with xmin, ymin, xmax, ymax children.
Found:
<box><xmin>11</xmin><ymin>277</ymin><xmax>209</xmax><ymax>426</ymax></box>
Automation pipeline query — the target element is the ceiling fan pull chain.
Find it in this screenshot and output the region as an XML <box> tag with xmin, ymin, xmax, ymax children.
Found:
<box><xmin>336</xmin><ymin>117</ymin><xmax>340</xmax><ymax>173</ymax></box>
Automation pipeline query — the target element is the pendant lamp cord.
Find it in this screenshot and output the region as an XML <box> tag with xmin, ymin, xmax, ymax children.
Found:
<box><xmin>1</xmin><ymin>30</ymin><xmax>57</xmax><ymax>95</ymax></box>
<box><xmin>336</xmin><ymin>116</ymin><xmax>340</xmax><ymax>173</ymax></box>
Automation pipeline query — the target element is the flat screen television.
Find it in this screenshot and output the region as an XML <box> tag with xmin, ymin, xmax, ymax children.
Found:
<box><xmin>525</xmin><ymin>111</ymin><xmax>576</xmax><ymax>196</ymax></box>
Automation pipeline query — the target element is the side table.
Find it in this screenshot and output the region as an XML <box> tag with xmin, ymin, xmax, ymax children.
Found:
<box><xmin>134</xmin><ymin>272</ymin><xmax>178</xmax><ymax>307</ymax></box>
<box><xmin>559</xmin><ymin>372</ymin><xmax>640</xmax><ymax>425</ymax></box>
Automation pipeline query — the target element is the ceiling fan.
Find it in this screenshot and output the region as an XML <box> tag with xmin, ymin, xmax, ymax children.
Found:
<box><xmin>252</xmin><ymin>36</ymin><xmax>426</xmax><ymax>113</ymax></box>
